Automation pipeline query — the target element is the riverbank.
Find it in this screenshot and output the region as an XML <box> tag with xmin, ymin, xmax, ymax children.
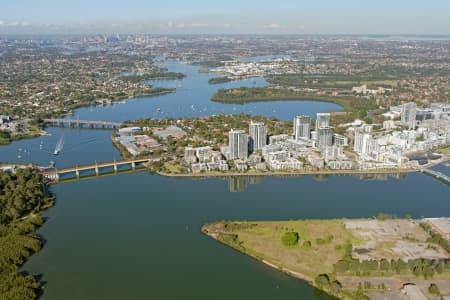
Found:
<box><xmin>0</xmin><ymin>130</ymin><xmax>42</xmax><ymax>146</ymax></box>
<box><xmin>51</xmin><ymin>87</ymin><xmax>176</xmax><ymax>119</ymax></box>
<box><xmin>118</xmin><ymin>72</ymin><xmax>186</xmax><ymax>82</ymax></box>
<box><xmin>0</xmin><ymin>88</ymin><xmax>176</xmax><ymax>146</ymax></box>
<box><xmin>202</xmin><ymin>219</ymin><xmax>450</xmax><ymax>300</ymax></box>
<box><xmin>0</xmin><ymin>169</ymin><xmax>55</xmax><ymax>299</ymax></box>
<box><xmin>158</xmin><ymin>168</ymin><xmax>416</xmax><ymax>178</ymax></box>
<box><xmin>211</xmin><ymin>86</ymin><xmax>378</xmax><ymax>113</ymax></box>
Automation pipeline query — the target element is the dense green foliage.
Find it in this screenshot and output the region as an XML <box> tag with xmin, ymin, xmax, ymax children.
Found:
<box><xmin>334</xmin><ymin>242</ymin><xmax>450</xmax><ymax>278</ymax></box>
<box><xmin>266</xmin><ymin>74</ymin><xmax>396</xmax><ymax>89</ymax></box>
<box><xmin>208</xmin><ymin>77</ymin><xmax>233</xmax><ymax>84</ymax></box>
<box><xmin>0</xmin><ymin>169</ymin><xmax>54</xmax><ymax>300</ymax></box>
<box><xmin>119</xmin><ymin>72</ymin><xmax>185</xmax><ymax>82</ymax></box>
<box><xmin>281</xmin><ymin>231</ymin><xmax>299</xmax><ymax>246</ymax></box>
<box><xmin>314</xmin><ymin>274</ymin><xmax>343</xmax><ymax>297</ymax></box>
<box><xmin>211</xmin><ymin>87</ymin><xmax>379</xmax><ymax>113</ymax></box>
<box><xmin>428</xmin><ymin>283</ymin><xmax>440</xmax><ymax>295</ymax></box>
<box><xmin>0</xmin><ymin>169</ymin><xmax>52</xmax><ymax>224</ymax></box>
<box><xmin>420</xmin><ymin>222</ymin><xmax>450</xmax><ymax>254</ymax></box>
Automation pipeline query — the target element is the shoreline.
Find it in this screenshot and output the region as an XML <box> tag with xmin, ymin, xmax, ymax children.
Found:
<box><xmin>157</xmin><ymin>154</ymin><xmax>449</xmax><ymax>179</ymax></box>
<box><xmin>211</xmin><ymin>91</ymin><xmax>361</xmax><ymax>112</ymax></box>
<box><xmin>202</xmin><ymin>224</ymin><xmax>336</xmax><ymax>299</ymax></box>
<box><xmin>201</xmin><ymin>228</ymin><xmax>312</xmax><ymax>281</ymax></box>
<box><xmin>158</xmin><ymin>168</ymin><xmax>416</xmax><ymax>178</ymax></box>
<box><xmin>0</xmin><ymin>89</ymin><xmax>176</xmax><ymax>146</ymax></box>
<box><xmin>202</xmin><ymin>218</ymin><xmax>450</xmax><ymax>300</ymax></box>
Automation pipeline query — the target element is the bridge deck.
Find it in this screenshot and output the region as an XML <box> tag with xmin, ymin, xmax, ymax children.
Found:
<box><xmin>43</xmin><ymin>118</ymin><xmax>122</xmax><ymax>127</ymax></box>
<box><xmin>422</xmin><ymin>169</ymin><xmax>450</xmax><ymax>183</ymax></box>
<box><xmin>56</xmin><ymin>159</ymin><xmax>151</xmax><ymax>173</ymax></box>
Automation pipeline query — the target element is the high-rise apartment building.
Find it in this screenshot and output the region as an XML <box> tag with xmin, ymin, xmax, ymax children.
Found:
<box><xmin>249</xmin><ymin>121</ymin><xmax>267</xmax><ymax>152</ymax></box>
<box><xmin>293</xmin><ymin>115</ymin><xmax>311</xmax><ymax>140</ymax></box>
<box><xmin>229</xmin><ymin>129</ymin><xmax>249</xmax><ymax>159</ymax></box>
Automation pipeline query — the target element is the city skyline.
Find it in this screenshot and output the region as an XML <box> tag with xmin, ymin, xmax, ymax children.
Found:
<box><xmin>1</xmin><ymin>0</ymin><xmax>450</xmax><ymax>35</ymax></box>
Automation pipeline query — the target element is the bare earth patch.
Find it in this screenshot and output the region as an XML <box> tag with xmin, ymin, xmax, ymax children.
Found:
<box><xmin>344</xmin><ymin>219</ymin><xmax>448</xmax><ymax>261</ymax></box>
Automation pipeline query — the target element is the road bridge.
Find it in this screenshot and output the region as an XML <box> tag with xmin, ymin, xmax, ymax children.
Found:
<box><xmin>421</xmin><ymin>168</ymin><xmax>450</xmax><ymax>185</ymax></box>
<box><xmin>40</xmin><ymin>158</ymin><xmax>153</xmax><ymax>181</ymax></box>
<box><xmin>43</xmin><ymin>118</ymin><xmax>122</xmax><ymax>129</ymax></box>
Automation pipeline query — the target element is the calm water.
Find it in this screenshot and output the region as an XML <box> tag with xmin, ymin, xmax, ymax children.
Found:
<box><xmin>0</xmin><ymin>58</ymin><xmax>448</xmax><ymax>300</ymax></box>
<box><xmin>25</xmin><ymin>172</ymin><xmax>449</xmax><ymax>300</ymax></box>
<box><xmin>0</xmin><ymin>60</ymin><xmax>341</xmax><ymax>168</ymax></box>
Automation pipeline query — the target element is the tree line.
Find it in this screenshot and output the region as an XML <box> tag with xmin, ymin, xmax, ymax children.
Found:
<box><xmin>0</xmin><ymin>169</ymin><xmax>55</xmax><ymax>300</ymax></box>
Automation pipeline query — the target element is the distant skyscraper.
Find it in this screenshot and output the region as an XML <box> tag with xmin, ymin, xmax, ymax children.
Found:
<box><xmin>315</xmin><ymin>113</ymin><xmax>331</xmax><ymax>132</ymax></box>
<box><xmin>401</xmin><ymin>102</ymin><xmax>417</xmax><ymax>129</ymax></box>
<box><xmin>317</xmin><ymin>127</ymin><xmax>333</xmax><ymax>149</ymax></box>
<box><xmin>293</xmin><ymin>115</ymin><xmax>311</xmax><ymax>140</ymax></box>
<box><xmin>249</xmin><ymin>121</ymin><xmax>267</xmax><ymax>152</ymax></box>
<box><xmin>229</xmin><ymin>129</ymin><xmax>248</xmax><ymax>159</ymax></box>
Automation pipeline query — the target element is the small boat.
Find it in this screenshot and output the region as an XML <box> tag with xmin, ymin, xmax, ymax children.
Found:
<box><xmin>53</xmin><ymin>135</ymin><xmax>64</xmax><ymax>156</ymax></box>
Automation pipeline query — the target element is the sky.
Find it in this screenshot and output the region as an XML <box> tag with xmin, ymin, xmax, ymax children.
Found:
<box><xmin>1</xmin><ymin>0</ymin><xmax>450</xmax><ymax>35</ymax></box>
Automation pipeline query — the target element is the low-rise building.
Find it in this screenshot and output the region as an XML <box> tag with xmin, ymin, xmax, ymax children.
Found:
<box><xmin>333</xmin><ymin>134</ymin><xmax>348</xmax><ymax>147</ymax></box>
<box><xmin>191</xmin><ymin>163</ymin><xmax>208</xmax><ymax>173</ymax></box>
<box><xmin>270</xmin><ymin>158</ymin><xmax>303</xmax><ymax>171</ymax></box>
<box><xmin>269</xmin><ymin>134</ymin><xmax>290</xmax><ymax>144</ymax></box>
<box><xmin>118</xmin><ymin>126</ymin><xmax>142</xmax><ymax>136</ymax></box>
<box><xmin>154</xmin><ymin>125</ymin><xmax>187</xmax><ymax>140</ymax></box>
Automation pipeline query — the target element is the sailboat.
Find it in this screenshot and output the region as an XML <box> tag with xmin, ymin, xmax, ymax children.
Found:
<box><xmin>53</xmin><ymin>135</ymin><xmax>64</xmax><ymax>156</ymax></box>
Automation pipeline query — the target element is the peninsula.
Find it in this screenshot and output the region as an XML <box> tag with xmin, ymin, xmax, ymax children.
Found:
<box><xmin>111</xmin><ymin>101</ymin><xmax>449</xmax><ymax>179</ymax></box>
<box><xmin>202</xmin><ymin>217</ymin><xmax>450</xmax><ymax>299</ymax></box>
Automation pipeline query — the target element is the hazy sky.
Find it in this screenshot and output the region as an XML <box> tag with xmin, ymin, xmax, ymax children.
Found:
<box><xmin>1</xmin><ymin>0</ymin><xmax>450</xmax><ymax>34</ymax></box>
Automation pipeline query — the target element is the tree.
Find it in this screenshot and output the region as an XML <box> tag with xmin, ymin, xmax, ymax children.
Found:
<box><xmin>428</xmin><ymin>283</ymin><xmax>440</xmax><ymax>295</ymax></box>
<box><xmin>315</xmin><ymin>274</ymin><xmax>330</xmax><ymax>288</ymax></box>
<box><xmin>281</xmin><ymin>231</ymin><xmax>299</xmax><ymax>246</ymax></box>
<box><xmin>0</xmin><ymin>169</ymin><xmax>54</xmax><ymax>300</ymax></box>
<box><xmin>435</xmin><ymin>262</ymin><xmax>444</xmax><ymax>274</ymax></box>
<box><xmin>330</xmin><ymin>280</ymin><xmax>342</xmax><ymax>294</ymax></box>
<box><xmin>380</xmin><ymin>259</ymin><xmax>390</xmax><ymax>271</ymax></box>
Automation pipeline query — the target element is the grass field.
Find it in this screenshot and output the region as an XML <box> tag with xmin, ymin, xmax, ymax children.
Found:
<box><xmin>203</xmin><ymin>219</ymin><xmax>450</xmax><ymax>299</ymax></box>
<box><xmin>437</xmin><ymin>146</ymin><xmax>450</xmax><ymax>155</ymax></box>
<box><xmin>203</xmin><ymin>220</ymin><xmax>351</xmax><ymax>279</ymax></box>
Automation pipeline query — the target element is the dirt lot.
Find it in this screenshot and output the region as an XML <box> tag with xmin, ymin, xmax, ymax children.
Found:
<box><xmin>344</xmin><ymin>219</ymin><xmax>449</xmax><ymax>261</ymax></box>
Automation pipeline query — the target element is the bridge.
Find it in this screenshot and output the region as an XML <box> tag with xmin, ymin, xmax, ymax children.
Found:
<box><xmin>40</xmin><ymin>158</ymin><xmax>153</xmax><ymax>181</ymax></box>
<box><xmin>43</xmin><ymin>118</ymin><xmax>122</xmax><ymax>129</ymax></box>
<box><xmin>421</xmin><ymin>168</ymin><xmax>450</xmax><ymax>184</ymax></box>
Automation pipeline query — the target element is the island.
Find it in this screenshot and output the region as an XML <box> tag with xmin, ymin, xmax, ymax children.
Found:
<box><xmin>202</xmin><ymin>217</ymin><xmax>450</xmax><ymax>299</ymax></box>
<box><xmin>118</xmin><ymin>72</ymin><xmax>185</xmax><ymax>82</ymax></box>
<box><xmin>208</xmin><ymin>76</ymin><xmax>234</xmax><ymax>84</ymax></box>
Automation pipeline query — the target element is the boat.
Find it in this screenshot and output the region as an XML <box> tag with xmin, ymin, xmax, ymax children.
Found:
<box><xmin>53</xmin><ymin>135</ymin><xmax>64</xmax><ymax>156</ymax></box>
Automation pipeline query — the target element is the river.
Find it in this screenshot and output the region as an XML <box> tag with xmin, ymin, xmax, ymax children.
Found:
<box><xmin>0</xmin><ymin>59</ymin><xmax>341</xmax><ymax>169</ymax></box>
<box><xmin>0</xmin><ymin>58</ymin><xmax>448</xmax><ymax>300</ymax></box>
